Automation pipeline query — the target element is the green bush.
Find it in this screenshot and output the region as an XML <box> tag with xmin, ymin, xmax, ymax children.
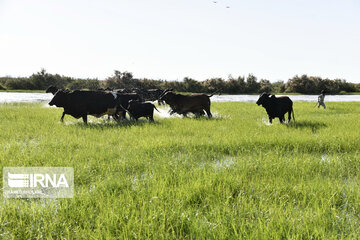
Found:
<box><xmin>0</xmin><ymin>70</ymin><xmax>358</xmax><ymax>94</ymax></box>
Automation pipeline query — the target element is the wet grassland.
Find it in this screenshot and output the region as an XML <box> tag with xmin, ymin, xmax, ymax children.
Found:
<box><xmin>0</xmin><ymin>101</ymin><xmax>360</xmax><ymax>239</ymax></box>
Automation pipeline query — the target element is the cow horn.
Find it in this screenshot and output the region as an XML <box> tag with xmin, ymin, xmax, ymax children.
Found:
<box><xmin>158</xmin><ymin>89</ymin><xmax>170</xmax><ymax>99</ymax></box>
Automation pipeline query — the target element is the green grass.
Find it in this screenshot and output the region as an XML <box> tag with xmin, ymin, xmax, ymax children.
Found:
<box><xmin>1</xmin><ymin>102</ymin><xmax>360</xmax><ymax>239</ymax></box>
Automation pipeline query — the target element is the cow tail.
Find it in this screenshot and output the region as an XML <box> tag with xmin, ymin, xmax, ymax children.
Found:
<box><xmin>208</xmin><ymin>89</ymin><xmax>221</xmax><ymax>97</ymax></box>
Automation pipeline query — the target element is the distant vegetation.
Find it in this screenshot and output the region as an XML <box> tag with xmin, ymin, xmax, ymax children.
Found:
<box><xmin>1</xmin><ymin>69</ymin><xmax>359</xmax><ymax>94</ymax></box>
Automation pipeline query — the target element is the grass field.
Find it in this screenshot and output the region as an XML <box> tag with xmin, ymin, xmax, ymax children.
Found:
<box><xmin>1</xmin><ymin>101</ymin><xmax>360</xmax><ymax>239</ymax></box>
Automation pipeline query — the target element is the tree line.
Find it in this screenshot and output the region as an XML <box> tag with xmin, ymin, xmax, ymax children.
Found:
<box><xmin>1</xmin><ymin>69</ymin><xmax>359</xmax><ymax>94</ymax></box>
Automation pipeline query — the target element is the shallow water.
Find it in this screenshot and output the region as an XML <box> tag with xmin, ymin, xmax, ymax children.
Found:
<box><xmin>0</xmin><ymin>92</ymin><xmax>53</xmax><ymax>103</ymax></box>
<box><xmin>211</xmin><ymin>94</ymin><xmax>360</xmax><ymax>102</ymax></box>
<box><xmin>1</xmin><ymin>92</ymin><xmax>360</xmax><ymax>104</ymax></box>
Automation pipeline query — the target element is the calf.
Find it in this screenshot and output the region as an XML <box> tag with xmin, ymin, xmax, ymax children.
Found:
<box><xmin>113</xmin><ymin>93</ymin><xmax>142</xmax><ymax>120</ymax></box>
<box><xmin>123</xmin><ymin>100</ymin><xmax>159</xmax><ymax>122</ymax></box>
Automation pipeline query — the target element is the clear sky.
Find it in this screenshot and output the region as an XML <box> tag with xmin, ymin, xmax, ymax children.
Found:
<box><xmin>0</xmin><ymin>0</ymin><xmax>359</xmax><ymax>82</ymax></box>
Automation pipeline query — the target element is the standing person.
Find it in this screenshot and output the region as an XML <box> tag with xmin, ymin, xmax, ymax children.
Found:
<box><xmin>317</xmin><ymin>90</ymin><xmax>326</xmax><ymax>109</ymax></box>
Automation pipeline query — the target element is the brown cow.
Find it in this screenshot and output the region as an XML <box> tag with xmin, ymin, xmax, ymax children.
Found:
<box><xmin>159</xmin><ymin>90</ymin><xmax>219</xmax><ymax>118</ymax></box>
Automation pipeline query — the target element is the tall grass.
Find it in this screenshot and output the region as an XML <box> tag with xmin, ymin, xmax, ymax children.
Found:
<box><xmin>0</xmin><ymin>102</ymin><xmax>360</xmax><ymax>239</ymax></box>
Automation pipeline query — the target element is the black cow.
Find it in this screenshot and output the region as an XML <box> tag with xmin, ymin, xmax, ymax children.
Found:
<box><xmin>94</xmin><ymin>89</ymin><xmax>142</xmax><ymax>120</ymax></box>
<box><xmin>113</xmin><ymin>93</ymin><xmax>142</xmax><ymax>119</ymax></box>
<box><xmin>95</xmin><ymin>89</ymin><xmax>142</xmax><ymax>121</ymax></box>
<box><xmin>122</xmin><ymin>100</ymin><xmax>159</xmax><ymax>122</ymax></box>
<box><xmin>48</xmin><ymin>90</ymin><xmax>120</xmax><ymax>124</ymax></box>
<box><xmin>256</xmin><ymin>93</ymin><xmax>295</xmax><ymax>124</ymax></box>
<box><xmin>159</xmin><ymin>90</ymin><xmax>216</xmax><ymax>118</ymax></box>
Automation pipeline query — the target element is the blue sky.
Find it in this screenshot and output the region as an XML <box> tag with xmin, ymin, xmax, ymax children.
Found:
<box><xmin>0</xmin><ymin>0</ymin><xmax>359</xmax><ymax>82</ymax></box>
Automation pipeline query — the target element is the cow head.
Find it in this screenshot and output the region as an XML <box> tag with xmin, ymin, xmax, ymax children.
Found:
<box><xmin>256</xmin><ymin>93</ymin><xmax>271</xmax><ymax>106</ymax></box>
<box><xmin>128</xmin><ymin>93</ymin><xmax>141</xmax><ymax>102</ymax></box>
<box><xmin>159</xmin><ymin>91</ymin><xmax>176</xmax><ymax>104</ymax></box>
<box><xmin>158</xmin><ymin>89</ymin><xmax>173</xmax><ymax>100</ymax></box>
<box><xmin>127</xmin><ymin>99</ymin><xmax>140</xmax><ymax>110</ymax></box>
<box><xmin>45</xmin><ymin>86</ymin><xmax>59</xmax><ymax>95</ymax></box>
<box><xmin>49</xmin><ymin>90</ymin><xmax>68</xmax><ymax>107</ymax></box>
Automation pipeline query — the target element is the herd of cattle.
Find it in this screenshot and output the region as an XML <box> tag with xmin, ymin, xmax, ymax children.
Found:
<box><xmin>46</xmin><ymin>86</ymin><xmax>295</xmax><ymax>124</ymax></box>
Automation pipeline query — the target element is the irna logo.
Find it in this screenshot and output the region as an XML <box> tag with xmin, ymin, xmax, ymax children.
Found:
<box><xmin>3</xmin><ymin>167</ymin><xmax>74</xmax><ymax>198</ymax></box>
<box><xmin>7</xmin><ymin>172</ymin><xmax>69</xmax><ymax>188</ymax></box>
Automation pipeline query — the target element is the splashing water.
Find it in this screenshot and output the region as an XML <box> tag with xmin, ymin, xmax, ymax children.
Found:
<box><xmin>154</xmin><ymin>105</ymin><xmax>228</xmax><ymax>119</ymax></box>
<box><xmin>211</xmin><ymin>112</ymin><xmax>230</xmax><ymax>120</ymax></box>
<box><xmin>42</xmin><ymin>103</ymin><xmax>53</xmax><ymax>108</ymax></box>
<box><xmin>154</xmin><ymin>105</ymin><xmax>182</xmax><ymax>118</ymax></box>
<box><xmin>261</xmin><ymin>118</ymin><xmax>272</xmax><ymax>126</ymax></box>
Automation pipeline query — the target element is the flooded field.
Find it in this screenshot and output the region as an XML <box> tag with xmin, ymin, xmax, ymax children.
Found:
<box><xmin>1</xmin><ymin>92</ymin><xmax>360</xmax><ymax>103</ymax></box>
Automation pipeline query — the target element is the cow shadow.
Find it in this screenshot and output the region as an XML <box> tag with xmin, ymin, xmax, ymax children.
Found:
<box><xmin>69</xmin><ymin>119</ymin><xmax>160</xmax><ymax>129</ymax></box>
<box><xmin>179</xmin><ymin>112</ymin><xmax>227</xmax><ymax>121</ymax></box>
<box><xmin>195</xmin><ymin>116</ymin><xmax>227</xmax><ymax>121</ymax></box>
<box><xmin>286</xmin><ymin>120</ymin><xmax>327</xmax><ymax>133</ymax></box>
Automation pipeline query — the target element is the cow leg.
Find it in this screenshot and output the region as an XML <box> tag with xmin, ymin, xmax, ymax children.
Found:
<box><xmin>149</xmin><ymin>115</ymin><xmax>154</xmax><ymax>122</ymax></box>
<box><xmin>115</xmin><ymin>111</ymin><xmax>125</xmax><ymax>120</ymax></box>
<box><xmin>121</xmin><ymin>111</ymin><xmax>126</xmax><ymax>119</ymax></box>
<box><xmin>269</xmin><ymin>117</ymin><xmax>272</xmax><ymax>124</ymax></box>
<box><xmin>60</xmin><ymin>112</ymin><xmax>65</xmax><ymax>122</ymax></box>
<box><xmin>112</xmin><ymin>114</ymin><xmax>118</xmax><ymax>121</ymax></box>
<box><xmin>204</xmin><ymin>108</ymin><xmax>212</xmax><ymax>118</ymax></box>
<box><xmin>288</xmin><ymin>111</ymin><xmax>292</xmax><ymax>122</ymax></box>
<box><xmin>82</xmin><ymin>115</ymin><xmax>88</xmax><ymax>124</ymax></box>
<box><xmin>195</xmin><ymin>111</ymin><xmax>204</xmax><ymax>118</ymax></box>
<box><xmin>279</xmin><ymin>116</ymin><xmax>285</xmax><ymax>123</ymax></box>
